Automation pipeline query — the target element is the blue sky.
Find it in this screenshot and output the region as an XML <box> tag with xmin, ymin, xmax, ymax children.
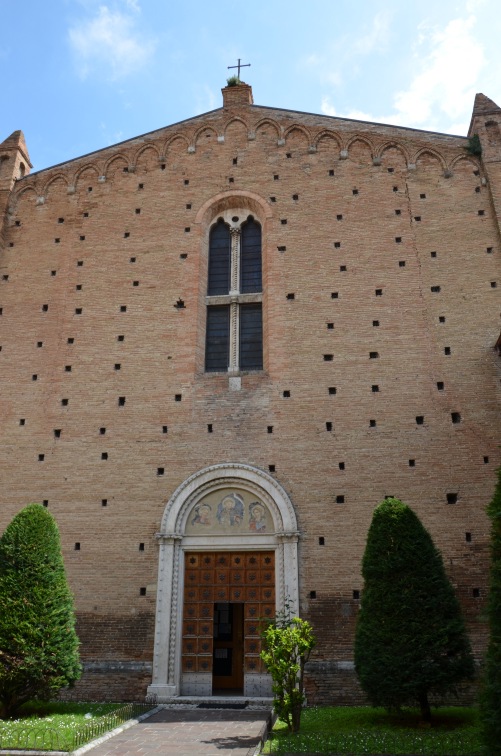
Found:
<box><xmin>2</xmin><ymin>0</ymin><xmax>500</xmax><ymax>171</ymax></box>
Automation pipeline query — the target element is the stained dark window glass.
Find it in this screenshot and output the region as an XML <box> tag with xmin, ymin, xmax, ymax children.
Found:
<box><xmin>206</xmin><ymin>216</ymin><xmax>263</xmax><ymax>372</ymax></box>
<box><xmin>240</xmin><ymin>304</ymin><xmax>263</xmax><ymax>370</ymax></box>
<box><xmin>205</xmin><ymin>306</ymin><xmax>230</xmax><ymax>371</ymax></box>
<box><xmin>208</xmin><ymin>220</ymin><xmax>230</xmax><ymax>295</ymax></box>
<box><xmin>241</xmin><ymin>219</ymin><xmax>262</xmax><ymax>293</ymax></box>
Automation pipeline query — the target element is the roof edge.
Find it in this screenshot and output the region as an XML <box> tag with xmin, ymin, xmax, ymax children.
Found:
<box><xmin>23</xmin><ymin>102</ymin><xmax>469</xmax><ymax>179</ymax></box>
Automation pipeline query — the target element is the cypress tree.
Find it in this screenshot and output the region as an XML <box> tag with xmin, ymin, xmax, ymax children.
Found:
<box><xmin>0</xmin><ymin>504</ymin><xmax>81</xmax><ymax>718</ymax></box>
<box><xmin>481</xmin><ymin>467</ymin><xmax>501</xmax><ymax>754</ymax></box>
<box><xmin>355</xmin><ymin>498</ymin><xmax>474</xmax><ymax>722</ymax></box>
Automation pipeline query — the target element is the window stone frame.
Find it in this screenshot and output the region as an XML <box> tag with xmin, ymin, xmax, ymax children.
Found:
<box><xmin>194</xmin><ymin>191</ymin><xmax>272</xmax><ymax>380</ymax></box>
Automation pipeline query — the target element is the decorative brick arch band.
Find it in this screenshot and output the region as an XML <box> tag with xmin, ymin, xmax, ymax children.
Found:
<box><xmin>148</xmin><ymin>463</ymin><xmax>299</xmax><ymax>699</ymax></box>
<box><xmin>194</xmin><ymin>190</ymin><xmax>273</xmax><ymax>227</ymax></box>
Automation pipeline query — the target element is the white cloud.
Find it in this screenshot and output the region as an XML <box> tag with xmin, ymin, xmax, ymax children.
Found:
<box><xmin>303</xmin><ymin>10</ymin><xmax>391</xmax><ymax>92</ymax></box>
<box><xmin>194</xmin><ymin>86</ymin><xmax>217</xmax><ymax>116</ymax></box>
<box><xmin>465</xmin><ymin>0</ymin><xmax>487</xmax><ymax>11</ymax></box>
<box><xmin>321</xmin><ymin>97</ymin><xmax>400</xmax><ymax>127</ymax></box>
<box><xmin>325</xmin><ymin>70</ymin><xmax>342</xmax><ymax>87</ymax></box>
<box><xmin>446</xmin><ymin>121</ymin><xmax>469</xmax><ymax>135</ymax></box>
<box><xmin>68</xmin><ymin>4</ymin><xmax>155</xmax><ymax>80</ymax></box>
<box><xmin>100</xmin><ymin>122</ymin><xmax>124</xmax><ymax>145</ymax></box>
<box><xmin>205</xmin><ymin>86</ymin><xmax>217</xmax><ymax>112</ymax></box>
<box><xmin>124</xmin><ymin>0</ymin><xmax>141</xmax><ymax>12</ymax></box>
<box><xmin>321</xmin><ymin>10</ymin><xmax>486</xmax><ymax>134</ymax></box>
<box><xmin>353</xmin><ymin>11</ymin><xmax>391</xmax><ymax>55</ymax></box>
<box><xmin>392</xmin><ymin>15</ymin><xmax>485</xmax><ymax>127</ymax></box>
<box><xmin>321</xmin><ymin>97</ymin><xmax>336</xmax><ymax>117</ymax></box>
<box><xmin>303</xmin><ymin>53</ymin><xmax>321</xmax><ymax>67</ymax></box>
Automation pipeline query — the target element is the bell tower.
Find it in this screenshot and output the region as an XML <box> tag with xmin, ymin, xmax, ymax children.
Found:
<box><xmin>468</xmin><ymin>94</ymin><xmax>501</xmax><ymax>238</ymax></box>
<box><xmin>0</xmin><ymin>130</ymin><xmax>32</xmax><ymax>245</ymax></box>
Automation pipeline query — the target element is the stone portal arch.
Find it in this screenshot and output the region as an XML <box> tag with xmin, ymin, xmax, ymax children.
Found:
<box><xmin>148</xmin><ymin>463</ymin><xmax>299</xmax><ymax>699</ymax></box>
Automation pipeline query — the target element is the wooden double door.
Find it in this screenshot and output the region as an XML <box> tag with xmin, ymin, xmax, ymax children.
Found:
<box><xmin>182</xmin><ymin>551</ymin><xmax>275</xmax><ymax>693</ymax></box>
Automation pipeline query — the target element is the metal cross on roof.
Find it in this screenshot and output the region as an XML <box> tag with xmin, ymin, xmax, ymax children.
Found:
<box><xmin>228</xmin><ymin>59</ymin><xmax>251</xmax><ymax>79</ymax></box>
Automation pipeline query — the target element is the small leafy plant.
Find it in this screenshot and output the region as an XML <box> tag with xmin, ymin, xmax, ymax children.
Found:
<box><xmin>226</xmin><ymin>75</ymin><xmax>240</xmax><ymax>87</ymax></box>
<box><xmin>261</xmin><ymin>602</ymin><xmax>315</xmax><ymax>733</ymax></box>
<box><xmin>466</xmin><ymin>134</ymin><xmax>482</xmax><ymax>156</ymax></box>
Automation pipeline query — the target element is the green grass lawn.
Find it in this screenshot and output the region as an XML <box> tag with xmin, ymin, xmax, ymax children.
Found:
<box><xmin>265</xmin><ymin>706</ymin><xmax>482</xmax><ymax>755</ymax></box>
<box><xmin>0</xmin><ymin>701</ymin><xmax>149</xmax><ymax>751</ymax></box>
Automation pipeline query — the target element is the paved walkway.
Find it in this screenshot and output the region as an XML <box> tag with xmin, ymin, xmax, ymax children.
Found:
<box><xmin>83</xmin><ymin>708</ymin><xmax>272</xmax><ymax>756</ymax></box>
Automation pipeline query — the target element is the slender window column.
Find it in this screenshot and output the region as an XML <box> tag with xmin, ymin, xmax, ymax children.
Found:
<box><xmin>229</xmin><ymin>301</ymin><xmax>240</xmax><ymax>373</ymax></box>
<box><xmin>229</xmin><ymin>227</ymin><xmax>241</xmax><ymax>295</ymax></box>
<box><xmin>228</xmin><ymin>227</ymin><xmax>241</xmax><ymax>373</ymax></box>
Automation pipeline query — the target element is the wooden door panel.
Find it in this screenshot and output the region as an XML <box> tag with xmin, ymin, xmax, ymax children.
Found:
<box><xmin>181</xmin><ymin>551</ymin><xmax>275</xmax><ymax>690</ymax></box>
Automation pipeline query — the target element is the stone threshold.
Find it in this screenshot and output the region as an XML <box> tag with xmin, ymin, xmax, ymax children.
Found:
<box><xmin>156</xmin><ymin>696</ymin><xmax>273</xmax><ymax>709</ymax></box>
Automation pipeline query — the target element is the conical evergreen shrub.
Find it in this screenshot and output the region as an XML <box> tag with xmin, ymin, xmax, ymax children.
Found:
<box><xmin>0</xmin><ymin>504</ymin><xmax>81</xmax><ymax>718</ymax></box>
<box><xmin>481</xmin><ymin>467</ymin><xmax>501</xmax><ymax>754</ymax></box>
<box><xmin>355</xmin><ymin>498</ymin><xmax>474</xmax><ymax>721</ymax></box>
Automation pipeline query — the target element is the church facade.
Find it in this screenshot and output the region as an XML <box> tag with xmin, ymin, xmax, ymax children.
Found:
<box><xmin>0</xmin><ymin>83</ymin><xmax>500</xmax><ymax>703</ymax></box>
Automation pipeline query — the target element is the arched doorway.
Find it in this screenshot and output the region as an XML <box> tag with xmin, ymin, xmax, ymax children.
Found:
<box><xmin>147</xmin><ymin>463</ymin><xmax>299</xmax><ymax>699</ymax></box>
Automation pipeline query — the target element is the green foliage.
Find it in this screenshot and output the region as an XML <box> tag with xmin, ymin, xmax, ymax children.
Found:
<box><xmin>355</xmin><ymin>498</ymin><xmax>474</xmax><ymax>722</ymax></box>
<box><xmin>265</xmin><ymin>705</ymin><xmax>481</xmax><ymax>755</ymax></box>
<box><xmin>0</xmin><ymin>504</ymin><xmax>81</xmax><ymax>719</ymax></box>
<box><xmin>481</xmin><ymin>467</ymin><xmax>501</xmax><ymax>755</ymax></box>
<box><xmin>0</xmin><ymin>701</ymin><xmax>151</xmax><ymax>751</ymax></box>
<box><xmin>261</xmin><ymin>606</ymin><xmax>315</xmax><ymax>733</ymax></box>
<box><xmin>226</xmin><ymin>75</ymin><xmax>240</xmax><ymax>87</ymax></box>
<box><xmin>466</xmin><ymin>134</ymin><xmax>482</xmax><ymax>156</ymax></box>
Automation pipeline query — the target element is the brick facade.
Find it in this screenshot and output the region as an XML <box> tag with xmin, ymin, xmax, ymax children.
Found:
<box><xmin>0</xmin><ymin>85</ymin><xmax>500</xmax><ymax>702</ymax></box>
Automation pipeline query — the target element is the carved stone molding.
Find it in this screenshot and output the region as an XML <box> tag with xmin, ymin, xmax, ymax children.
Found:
<box><xmin>148</xmin><ymin>463</ymin><xmax>300</xmax><ymax>697</ymax></box>
<box><xmin>276</xmin><ymin>531</ymin><xmax>300</xmax><ymax>543</ymax></box>
<box><xmin>155</xmin><ymin>533</ymin><xmax>183</xmax><ymax>544</ymax></box>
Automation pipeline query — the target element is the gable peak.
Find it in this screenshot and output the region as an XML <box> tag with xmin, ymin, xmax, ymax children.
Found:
<box><xmin>472</xmin><ymin>93</ymin><xmax>501</xmax><ymax>116</ymax></box>
<box><xmin>0</xmin><ymin>130</ymin><xmax>32</xmax><ymax>168</ymax></box>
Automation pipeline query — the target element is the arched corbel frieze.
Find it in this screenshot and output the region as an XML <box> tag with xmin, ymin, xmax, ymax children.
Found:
<box><xmin>413</xmin><ymin>147</ymin><xmax>447</xmax><ymax>173</ymax></box>
<box><xmin>74</xmin><ymin>163</ymin><xmax>100</xmax><ymax>192</ymax></box>
<box><xmin>103</xmin><ymin>153</ymin><xmax>131</xmax><ymax>178</ymax></box>
<box><xmin>43</xmin><ymin>173</ymin><xmax>69</xmax><ymax>197</ymax></box>
<box><xmin>449</xmin><ymin>154</ymin><xmax>482</xmax><ymax>178</ymax></box>
<box><xmin>314</xmin><ymin>129</ymin><xmax>342</xmax><ymax>152</ymax></box>
<box><xmin>283</xmin><ymin>124</ymin><xmax>311</xmax><ymax>150</ymax></box>
<box><xmin>378</xmin><ymin>141</ymin><xmax>409</xmax><ymax>169</ymax></box>
<box><xmin>223</xmin><ymin>117</ymin><xmax>249</xmax><ymax>146</ymax></box>
<box><xmin>253</xmin><ymin>117</ymin><xmax>282</xmax><ymax>144</ymax></box>
<box><xmin>162</xmin><ymin>134</ymin><xmax>190</xmax><ymax>156</ymax></box>
<box><xmin>193</xmin><ymin>125</ymin><xmax>219</xmax><ymax>151</ymax></box>
<box><xmin>346</xmin><ymin>135</ymin><xmax>374</xmax><ymax>163</ymax></box>
<box><xmin>12</xmin><ymin>184</ymin><xmax>38</xmax><ymax>205</ymax></box>
<box><xmin>134</xmin><ymin>143</ymin><xmax>161</xmax><ymax>168</ymax></box>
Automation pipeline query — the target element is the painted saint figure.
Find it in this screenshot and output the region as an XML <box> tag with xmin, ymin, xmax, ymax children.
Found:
<box><xmin>191</xmin><ymin>502</ymin><xmax>212</xmax><ymax>526</ymax></box>
<box><xmin>216</xmin><ymin>493</ymin><xmax>244</xmax><ymax>527</ymax></box>
<box><xmin>249</xmin><ymin>502</ymin><xmax>266</xmax><ymax>532</ymax></box>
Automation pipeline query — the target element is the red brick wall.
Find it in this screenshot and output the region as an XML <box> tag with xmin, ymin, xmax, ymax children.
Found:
<box><xmin>60</xmin><ymin>669</ymin><xmax>152</xmax><ymax>703</ymax></box>
<box><xmin>0</xmin><ymin>92</ymin><xmax>499</xmax><ymax>702</ymax></box>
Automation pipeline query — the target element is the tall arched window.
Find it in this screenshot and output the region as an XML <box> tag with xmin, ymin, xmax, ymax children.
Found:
<box><xmin>205</xmin><ymin>216</ymin><xmax>263</xmax><ymax>372</ymax></box>
<box><xmin>207</xmin><ymin>220</ymin><xmax>231</xmax><ymax>296</ymax></box>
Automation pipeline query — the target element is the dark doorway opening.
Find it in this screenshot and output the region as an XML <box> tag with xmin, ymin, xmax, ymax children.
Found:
<box><xmin>212</xmin><ymin>602</ymin><xmax>244</xmax><ymax>693</ymax></box>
